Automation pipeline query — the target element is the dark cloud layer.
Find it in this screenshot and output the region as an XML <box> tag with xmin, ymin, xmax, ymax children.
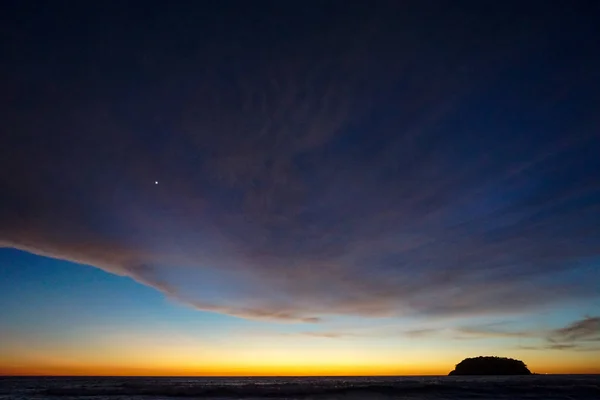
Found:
<box><xmin>1</xmin><ymin>2</ymin><xmax>599</xmax><ymax>322</ymax></box>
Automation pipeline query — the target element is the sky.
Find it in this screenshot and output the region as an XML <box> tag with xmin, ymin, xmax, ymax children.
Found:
<box><xmin>0</xmin><ymin>1</ymin><xmax>599</xmax><ymax>375</ymax></box>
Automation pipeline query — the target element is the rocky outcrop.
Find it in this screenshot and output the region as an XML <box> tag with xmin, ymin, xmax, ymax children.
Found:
<box><xmin>449</xmin><ymin>356</ymin><xmax>532</xmax><ymax>375</ymax></box>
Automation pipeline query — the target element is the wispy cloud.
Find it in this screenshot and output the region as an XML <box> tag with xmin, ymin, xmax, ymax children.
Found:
<box><xmin>299</xmin><ymin>332</ymin><xmax>359</xmax><ymax>339</ymax></box>
<box><xmin>280</xmin><ymin>326</ymin><xmax>442</xmax><ymax>340</ymax></box>
<box><xmin>1</xmin><ymin>3</ymin><xmax>599</xmax><ymax>324</ymax></box>
<box><xmin>548</xmin><ymin>316</ymin><xmax>600</xmax><ymax>343</ymax></box>
<box><xmin>402</xmin><ymin>328</ymin><xmax>441</xmax><ymax>338</ymax></box>
<box><xmin>507</xmin><ymin>316</ymin><xmax>600</xmax><ymax>351</ymax></box>
<box><xmin>454</xmin><ymin>327</ymin><xmax>539</xmax><ymax>339</ymax></box>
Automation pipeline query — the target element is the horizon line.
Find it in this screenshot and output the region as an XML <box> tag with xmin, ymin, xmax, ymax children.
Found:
<box><xmin>3</xmin><ymin>373</ymin><xmax>600</xmax><ymax>378</ymax></box>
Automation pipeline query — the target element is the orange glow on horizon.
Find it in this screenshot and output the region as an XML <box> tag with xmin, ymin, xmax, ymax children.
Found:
<box><xmin>2</xmin><ymin>361</ymin><xmax>599</xmax><ymax>377</ymax></box>
<box><xmin>3</xmin><ymin>333</ymin><xmax>599</xmax><ymax>377</ymax></box>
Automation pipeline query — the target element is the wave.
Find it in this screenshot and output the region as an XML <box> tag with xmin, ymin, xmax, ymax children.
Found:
<box><xmin>39</xmin><ymin>379</ymin><xmax>600</xmax><ymax>399</ymax></box>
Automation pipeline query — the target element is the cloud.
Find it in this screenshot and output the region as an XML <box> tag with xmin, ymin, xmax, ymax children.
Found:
<box><xmin>507</xmin><ymin>316</ymin><xmax>600</xmax><ymax>351</ymax></box>
<box><xmin>516</xmin><ymin>344</ymin><xmax>583</xmax><ymax>351</ymax></box>
<box><xmin>519</xmin><ymin>343</ymin><xmax>600</xmax><ymax>352</ymax></box>
<box><xmin>278</xmin><ymin>326</ymin><xmax>443</xmax><ymax>340</ymax></box>
<box><xmin>299</xmin><ymin>332</ymin><xmax>356</xmax><ymax>339</ymax></box>
<box><xmin>454</xmin><ymin>327</ymin><xmax>539</xmax><ymax>340</ymax></box>
<box><xmin>546</xmin><ymin>343</ymin><xmax>578</xmax><ymax>350</ymax></box>
<box><xmin>401</xmin><ymin>328</ymin><xmax>441</xmax><ymax>338</ymax></box>
<box><xmin>1</xmin><ymin>3</ymin><xmax>599</xmax><ymax>323</ymax></box>
<box><xmin>548</xmin><ymin>316</ymin><xmax>600</xmax><ymax>343</ymax></box>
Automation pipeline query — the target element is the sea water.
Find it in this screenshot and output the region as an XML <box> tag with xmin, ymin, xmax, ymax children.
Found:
<box><xmin>1</xmin><ymin>375</ymin><xmax>599</xmax><ymax>400</ymax></box>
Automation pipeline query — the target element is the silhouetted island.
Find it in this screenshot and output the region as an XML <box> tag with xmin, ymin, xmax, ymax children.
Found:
<box><xmin>449</xmin><ymin>356</ymin><xmax>532</xmax><ymax>375</ymax></box>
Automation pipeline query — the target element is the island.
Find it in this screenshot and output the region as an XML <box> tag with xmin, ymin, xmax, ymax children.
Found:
<box><xmin>448</xmin><ymin>356</ymin><xmax>532</xmax><ymax>375</ymax></box>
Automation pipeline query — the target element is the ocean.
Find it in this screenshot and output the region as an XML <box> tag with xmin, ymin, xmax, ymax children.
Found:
<box><xmin>1</xmin><ymin>375</ymin><xmax>598</xmax><ymax>400</ymax></box>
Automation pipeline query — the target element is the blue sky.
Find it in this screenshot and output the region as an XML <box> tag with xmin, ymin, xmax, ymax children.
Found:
<box><xmin>0</xmin><ymin>1</ymin><xmax>599</xmax><ymax>375</ymax></box>
<box><xmin>1</xmin><ymin>248</ymin><xmax>598</xmax><ymax>375</ymax></box>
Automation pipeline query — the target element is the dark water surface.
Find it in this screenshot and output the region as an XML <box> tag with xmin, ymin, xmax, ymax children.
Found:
<box><xmin>1</xmin><ymin>375</ymin><xmax>599</xmax><ymax>400</ymax></box>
